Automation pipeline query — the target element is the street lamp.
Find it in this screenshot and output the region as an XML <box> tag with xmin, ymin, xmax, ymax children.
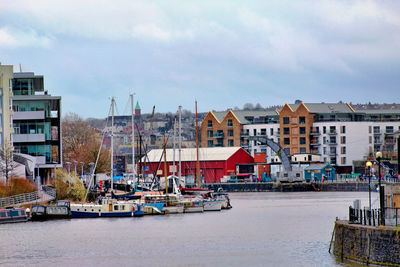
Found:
<box><xmin>376</xmin><ymin>151</ymin><xmax>385</xmax><ymax>225</ymax></box>
<box><xmin>366</xmin><ymin>161</ymin><xmax>373</xmax><ymax>213</ymax></box>
<box><xmin>73</xmin><ymin>161</ymin><xmax>78</xmax><ymax>176</ymax></box>
<box><xmin>66</xmin><ymin>161</ymin><xmax>71</xmax><ymax>175</ymax></box>
<box><xmin>80</xmin><ymin>162</ymin><xmax>84</xmax><ymax>178</ymax></box>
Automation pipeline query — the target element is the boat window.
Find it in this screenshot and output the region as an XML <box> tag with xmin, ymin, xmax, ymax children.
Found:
<box><xmin>0</xmin><ymin>211</ymin><xmax>5</xmax><ymax>217</ymax></box>
<box><xmin>121</xmin><ymin>206</ymin><xmax>125</xmax><ymax>210</ymax></box>
<box><xmin>92</xmin><ymin>209</ymin><xmax>94</xmax><ymax>212</ymax></box>
<box><xmin>84</xmin><ymin>209</ymin><xmax>87</xmax><ymax>211</ymax></box>
<box><xmin>114</xmin><ymin>205</ymin><xmax>119</xmax><ymax>211</ymax></box>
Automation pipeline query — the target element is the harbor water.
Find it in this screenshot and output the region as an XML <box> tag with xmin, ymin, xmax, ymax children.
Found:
<box><xmin>0</xmin><ymin>192</ymin><xmax>373</xmax><ymax>266</ymax></box>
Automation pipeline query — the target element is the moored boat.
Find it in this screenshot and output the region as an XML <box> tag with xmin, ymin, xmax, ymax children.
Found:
<box><xmin>0</xmin><ymin>207</ymin><xmax>28</xmax><ymax>224</ymax></box>
<box><xmin>31</xmin><ymin>203</ymin><xmax>71</xmax><ymax>221</ymax></box>
<box><xmin>70</xmin><ymin>197</ymin><xmax>139</xmax><ymax>218</ymax></box>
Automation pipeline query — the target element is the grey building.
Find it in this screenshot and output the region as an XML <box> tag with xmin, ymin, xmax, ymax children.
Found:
<box><xmin>12</xmin><ymin>71</ymin><xmax>62</xmax><ymax>183</ymax></box>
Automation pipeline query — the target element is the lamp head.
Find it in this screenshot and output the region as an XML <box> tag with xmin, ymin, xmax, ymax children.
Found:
<box><xmin>366</xmin><ymin>161</ymin><xmax>373</xmax><ymax>168</ymax></box>
<box><xmin>376</xmin><ymin>151</ymin><xmax>382</xmax><ymax>160</ymax></box>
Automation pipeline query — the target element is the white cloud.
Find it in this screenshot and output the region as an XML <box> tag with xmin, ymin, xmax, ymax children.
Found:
<box><xmin>0</xmin><ymin>27</ymin><xmax>52</xmax><ymax>48</ymax></box>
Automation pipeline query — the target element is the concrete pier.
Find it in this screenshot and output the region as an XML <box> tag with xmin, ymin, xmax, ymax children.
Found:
<box><xmin>333</xmin><ymin>220</ymin><xmax>400</xmax><ymax>266</ymax></box>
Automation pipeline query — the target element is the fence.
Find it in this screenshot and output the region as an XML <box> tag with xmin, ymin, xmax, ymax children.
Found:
<box><xmin>349</xmin><ymin>207</ymin><xmax>383</xmax><ymax>226</ymax></box>
<box><xmin>349</xmin><ymin>206</ymin><xmax>400</xmax><ymax>227</ymax></box>
<box><xmin>0</xmin><ymin>185</ymin><xmax>56</xmax><ymax>207</ymax></box>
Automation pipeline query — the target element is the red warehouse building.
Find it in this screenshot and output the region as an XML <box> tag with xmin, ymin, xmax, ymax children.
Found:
<box><xmin>143</xmin><ymin>147</ymin><xmax>254</xmax><ymax>183</ymax></box>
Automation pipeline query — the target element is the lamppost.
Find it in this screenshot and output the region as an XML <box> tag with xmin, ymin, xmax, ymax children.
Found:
<box><xmin>366</xmin><ymin>161</ymin><xmax>373</xmax><ymax>213</ymax></box>
<box><xmin>80</xmin><ymin>162</ymin><xmax>84</xmax><ymax>179</ymax></box>
<box><xmin>66</xmin><ymin>161</ymin><xmax>71</xmax><ymax>175</ymax></box>
<box><xmin>376</xmin><ymin>151</ymin><xmax>385</xmax><ymax>225</ymax></box>
<box><xmin>73</xmin><ymin>160</ymin><xmax>78</xmax><ymax>176</ymax></box>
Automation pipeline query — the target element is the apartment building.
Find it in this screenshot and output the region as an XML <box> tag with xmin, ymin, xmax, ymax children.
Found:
<box><xmin>12</xmin><ymin>71</ymin><xmax>62</xmax><ymax>183</ymax></box>
<box><xmin>200</xmin><ymin>110</ymin><xmax>274</xmax><ymax>148</ymax></box>
<box><xmin>201</xmin><ymin>102</ymin><xmax>400</xmax><ymax>173</ymax></box>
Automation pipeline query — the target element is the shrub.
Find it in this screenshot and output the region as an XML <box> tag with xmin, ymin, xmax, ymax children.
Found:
<box><xmin>55</xmin><ymin>169</ymin><xmax>86</xmax><ymax>202</ymax></box>
<box><xmin>0</xmin><ymin>178</ymin><xmax>37</xmax><ymax>197</ymax></box>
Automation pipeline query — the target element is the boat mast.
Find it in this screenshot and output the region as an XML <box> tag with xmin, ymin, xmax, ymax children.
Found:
<box><xmin>130</xmin><ymin>94</ymin><xmax>136</xmax><ymax>180</ymax></box>
<box><xmin>196</xmin><ymin>100</ymin><xmax>200</xmax><ymax>187</ymax></box>
<box><xmin>164</xmin><ymin>133</ymin><xmax>168</xmax><ymax>195</ymax></box>
<box><xmin>173</xmin><ymin>118</ymin><xmax>176</xmax><ymax>194</ymax></box>
<box><xmin>111</xmin><ymin>97</ymin><xmax>115</xmax><ymax>193</ymax></box>
<box><xmin>178</xmin><ymin>106</ymin><xmax>182</xmax><ymax>184</ymax></box>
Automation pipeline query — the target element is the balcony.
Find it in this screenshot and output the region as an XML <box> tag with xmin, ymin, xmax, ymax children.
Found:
<box><xmin>13</xmin><ymin>133</ymin><xmax>45</xmax><ymax>143</ymax></box>
<box><xmin>310</xmin><ymin>130</ymin><xmax>320</xmax><ymax>136</ymax></box>
<box><xmin>214</xmin><ymin>143</ymin><xmax>224</xmax><ymax>147</ymax></box>
<box><xmin>310</xmin><ymin>139</ymin><xmax>320</xmax><ymax>146</ymax></box>
<box><xmin>13</xmin><ymin>111</ymin><xmax>45</xmax><ymax>120</ymax></box>
<box><xmin>328</xmin><ymin>130</ymin><xmax>337</xmax><ymax>135</ymax></box>
<box><xmin>328</xmin><ymin>141</ymin><xmax>337</xmax><ymax>146</ymax></box>
<box><xmin>213</xmin><ymin>132</ymin><xmax>224</xmax><ymax>138</ymax></box>
<box><xmin>373</xmin><ymin>130</ymin><xmax>381</xmax><ymax>135</ymax></box>
<box><xmin>240</xmin><ymin>131</ymin><xmax>249</xmax><ymax>137</ymax></box>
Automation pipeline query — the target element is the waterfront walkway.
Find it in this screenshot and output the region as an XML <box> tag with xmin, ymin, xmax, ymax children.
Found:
<box><xmin>0</xmin><ymin>185</ymin><xmax>56</xmax><ymax>207</ymax></box>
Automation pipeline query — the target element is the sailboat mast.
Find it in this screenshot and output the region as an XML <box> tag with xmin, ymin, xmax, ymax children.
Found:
<box><xmin>130</xmin><ymin>94</ymin><xmax>136</xmax><ymax>179</ymax></box>
<box><xmin>178</xmin><ymin>106</ymin><xmax>182</xmax><ymax>183</ymax></box>
<box><xmin>164</xmin><ymin>133</ymin><xmax>168</xmax><ymax>195</ymax></box>
<box><xmin>196</xmin><ymin>100</ymin><xmax>200</xmax><ymax>187</ymax></box>
<box><xmin>111</xmin><ymin>97</ymin><xmax>115</xmax><ymax>193</ymax></box>
<box><xmin>173</xmin><ymin>118</ymin><xmax>176</xmax><ymax>178</ymax></box>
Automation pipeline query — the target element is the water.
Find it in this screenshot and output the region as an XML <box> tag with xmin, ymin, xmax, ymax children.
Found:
<box><xmin>0</xmin><ymin>192</ymin><xmax>374</xmax><ymax>266</ymax></box>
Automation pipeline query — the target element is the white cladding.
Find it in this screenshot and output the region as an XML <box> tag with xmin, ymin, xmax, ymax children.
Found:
<box><xmin>243</xmin><ymin>121</ymin><xmax>400</xmax><ymax>167</ymax></box>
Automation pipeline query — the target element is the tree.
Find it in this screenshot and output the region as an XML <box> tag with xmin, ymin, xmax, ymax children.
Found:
<box><xmin>243</xmin><ymin>103</ymin><xmax>254</xmax><ymax>110</ymax></box>
<box><xmin>62</xmin><ymin>113</ymin><xmax>110</xmax><ymax>174</ymax></box>
<box><xmin>0</xmin><ymin>139</ymin><xmax>19</xmax><ymax>184</ymax></box>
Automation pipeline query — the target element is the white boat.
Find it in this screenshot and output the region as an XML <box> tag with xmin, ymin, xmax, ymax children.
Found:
<box><xmin>203</xmin><ymin>199</ymin><xmax>223</xmax><ymax>211</ymax></box>
<box><xmin>70</xmin><ymin>197</ymin><xmax>139</xmax><ymax>218</ymax></box>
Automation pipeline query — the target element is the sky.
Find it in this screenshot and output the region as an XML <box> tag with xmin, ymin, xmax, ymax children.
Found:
<box><xmin>0</xmin><ymin>0</ymin><xmax>399</xmax><ymax>118</ymax></box>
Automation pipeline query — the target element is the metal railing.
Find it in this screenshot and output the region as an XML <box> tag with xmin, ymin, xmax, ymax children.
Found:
<box><xmin>0</xmin><ymin>185</ymin><xmax>56</xmax><ymax>207</ymax></box>
<box><xmin>349</xmin><ymin>206</ymin><xmax>400</xmax><ymax>227</ymax></box>
<box><xmin>349</xmin><ymin>207</ymin><xmax>382</xmax><ymax>226</ymax></box>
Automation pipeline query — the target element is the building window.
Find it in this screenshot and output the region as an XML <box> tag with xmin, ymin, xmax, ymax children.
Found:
<box><xmin>283</xmin><ymin>117</ymin><xmax>289</xmax><ymax>124</ymax></box>
<box><xmin>330</xmin><ymin>147</ymin><xmax>336</xmax><ymax>155</ymax></box>
<box><xmin>341</xmin><ymin>157</ymin><xmax>346</xmax><ymax>164</ymax></box>
<box><xmin>373</xmin><ymin>126</ymin><xmax>380</xmax><ymax>134</ymax></box>
<box><xmin>329</xmin><ymin>126</ymin><xmax>336</xmax><ymax>133</ymax></box>
<box><xmin>228</xmin><ymin>129</ymin><xmax>234</xmax><ymax>136</ymax></box>
<box><xmin>207</xmin><ymin>140</ymin><xmax>213</xmax><ymax>147</ymax></box>
<box><xmin>300</xmin><ymin>127</ymin><xmax>306</xmax><ymax>135</ymax></box>
<box><xmin>341</xmin><ymin>146</ymin><xmax>346</xmax><ymax>154</ymax></box>
<box><xmin>207</xmin><ymin>130</ymin><xmax>213</xmax><ymax>137</ymax></box>
<box><xmin>299</xmin><ymin>116</ymin><xmax>306</xmax><ymax>124</ymax></box>
<box><xmin>323</xmin><ymin>126</ymin><xmax>326</xmax><ymax>134</ymax></box>
<box><xmin>300</xmin><ymin>137</ymin><xmax>306</xmax><ymax>145</ymax></box>
<box><xmin>270</xmin><ymin>128</ymin><xmax>274</xmax><ymax>135</ymax></box>
<box><xmin>261</xmin><ymin>128</ymin><xmax>266</xmax><ymax>135</ymax></box>
<box><xmin>253</xmin><ymin>129</ymin><xmax>257</xmax><ymax>136</ymax></box>
<box><xmin>300</xmin><ymin>147</ymin><xmax>306</xmax><ymax>154</ymax></box>
<box><xmin>283</xmin><ymin>127</ymin><xmax>290</xmax><ymax>135</ymax></box>
<box><xmin>207</xmin><ymin>120</ymin><xmax>212</xmax><ymax>128</ymax></box>
<box><xmin>284</xmin><ymin>138</ymin><xmax>290</xmax><ymax>145</ymax></box>
<box><xmin>227</xmin><ymin>119</ymin><xmax>233</xmax><ymax>127</ymax></box>
<box><xmin>386</xmin><ymin>126</ymin><xmax>394</xmax><ymax>134</ymax></box>
<box><xmin>340</xmin><ymin>126</ymin><xmax>346</xmax><ymax>134</ymax></box>
<box><xmin>323</xmin><ymin>147</ymin><xmax>326</xmax><ymax>154</ymax></box>
<box><xmin>341</xmin><ymin>136</ymin><xmax>346</xmax><ymax>144</ymax></box>
<box><xmin>330</xmin><ymin>136</ymin><xmax>336</xmax><ymax>144</ymax></box>
<box><xmin>228</xmin><ymin>139</ymin><xmax>234</xmax><ymax>147</ymax></box>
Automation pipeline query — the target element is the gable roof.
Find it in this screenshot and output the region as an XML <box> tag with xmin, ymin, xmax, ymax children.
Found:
<box><xmin>287</xmin><ymin>103</ymin><xmax>354</xmax><ymax>114</ymax></box>
<box><xmin>144</xmin><ymin>147</ymin><xmax>246</xmax><ymax>163</ymax></box>
<box><xmin>211</xmin><ymin>110</ymin><xmax>279</xmax><ymax>124</ymax></box>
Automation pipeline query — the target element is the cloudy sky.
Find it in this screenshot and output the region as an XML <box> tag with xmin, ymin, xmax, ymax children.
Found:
<box><xmin>0</xmin><ymin>1</ymin><xmax>399</xmax><ymax>118</ymax></box>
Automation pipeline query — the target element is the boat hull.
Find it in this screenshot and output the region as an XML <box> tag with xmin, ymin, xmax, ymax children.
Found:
<box><xmin>163</xmin><ymin>206</ymin><xmax>184</xmax><ymax>214</ymax></box>
<box><xmin>203</xmin><ymin>200</ymin><xmax>223</xmax><ymax>211</ymax></box>
<box><xmin>71</xmin><ymin>211</ymin><xmax>133</xmax><ymax>218</ymax></box>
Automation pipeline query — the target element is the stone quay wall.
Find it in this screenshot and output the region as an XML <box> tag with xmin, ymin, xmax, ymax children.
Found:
<box><xmin>333</xmin><ymin>220</ymin><xmax>400</xmax><ymax>266</ymax></box>
<box><xmin>204</xmin><ymin>182</ymin><xmax>369</xmax><ymax>192</ymax></box>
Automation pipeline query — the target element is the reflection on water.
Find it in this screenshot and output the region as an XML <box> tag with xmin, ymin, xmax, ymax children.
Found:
<box><xmin>0</xmin><ymin>192</ymin><xmax>374</xmax><ymax>266</ymax></box>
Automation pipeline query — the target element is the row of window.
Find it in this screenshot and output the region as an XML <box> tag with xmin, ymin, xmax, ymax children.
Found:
<box><xmin>207</xmin><ymin>119</ymin><xmax>233</xmax><ymax>128</ymax></box>
<box><xmin>370</xmin><ymin>125</ymin><xmax>400</xmax><ymax>134</ymax></box>
<box><xmin>207</xmin><ymin>129</ymin><xmax>234</xmax><ymax>137</ymax></box>
<box><xmin>207</xmin><ymin>139</ymin><xmax>234</xmax><ymax>147</ymax></box>
<box><xmin>283</xmin><ymin>116</ymin><xmax>306</xmax><ymax>124</ymax></box>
